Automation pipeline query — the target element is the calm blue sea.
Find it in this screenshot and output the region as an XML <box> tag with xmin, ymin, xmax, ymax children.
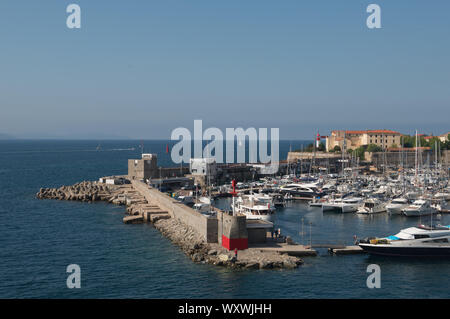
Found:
<box><xmin>0</xmin><ymin>140</ymin><xmax>449</xmax><ymax>299</ymax></box>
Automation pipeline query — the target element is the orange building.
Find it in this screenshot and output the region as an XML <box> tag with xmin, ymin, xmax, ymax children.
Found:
<box><xmin>326</xmin><ymin>129</ymin><xmax>402</xmax><ymax>152</ymax></box>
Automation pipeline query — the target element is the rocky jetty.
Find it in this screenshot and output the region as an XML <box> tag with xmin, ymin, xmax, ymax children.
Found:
<box><xmin>37</xmin><ymin>179</ymin><xmax>303</xmax><ymax>270</ymax></box>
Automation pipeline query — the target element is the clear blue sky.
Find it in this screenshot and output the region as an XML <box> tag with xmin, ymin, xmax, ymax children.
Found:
<box><xmin>0</xmin><ymin>0</ymin><xmax>449</xmax><ymax>139</ymax></box>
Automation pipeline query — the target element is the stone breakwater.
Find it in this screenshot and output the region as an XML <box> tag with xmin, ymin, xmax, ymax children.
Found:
<box><xmin>36</xmin><ymin>180</ymin><xmax>304</xmax><ymax>270</ymax></box>
<box><xmin>36</xmin><ymin>181</ymin><xmax>121</xmax><ymax>203</ymax></box>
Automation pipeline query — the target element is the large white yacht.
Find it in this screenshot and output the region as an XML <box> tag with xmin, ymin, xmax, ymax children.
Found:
<box><xmin>359</xmin><ymin>225</ymin><xmax>450</xmax><ymax>257</ymax></box>
<box><xmin>280</xmin><ymin>183</ymin><xmax>322</xmax><ymax>198</ymax></box>
<box><xmin>386</xmin><ymin>198</ymin><xmax>409</xmax><ymax>215</ymax></box>
<box><xmin>402</xmin><ymin>199</ymin><xmax>436</xmax><ymax>217</ymax></box>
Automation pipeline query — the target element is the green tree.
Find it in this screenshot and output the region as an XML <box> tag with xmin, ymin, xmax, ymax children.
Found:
<box><xmin>332</xmin><ymin>145</ymin><xmax>341</xmax><ymax>153</ymax></box>
<box><xmin>367</xmin><ymin>144</ymin><xmax>382</xmax><ymax>153</ymax></box>
<box><xmin>318</xmin><ymin>142</ymin><xmax>326</xmax><ymax>152</ymax></box>
<box><xmin>354</xmin><ymin>146</ymin><xmax>366</xmax><ymax>160</ymax></box>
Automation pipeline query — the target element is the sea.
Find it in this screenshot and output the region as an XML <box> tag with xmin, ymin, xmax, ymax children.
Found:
<box><xmin>1</xmin><ymin>140</ymin><xmax>449</xmax><ymax>298</ymax></box>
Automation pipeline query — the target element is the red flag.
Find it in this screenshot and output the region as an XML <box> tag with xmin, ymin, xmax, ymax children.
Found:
<box><xmin>166</xmin><ymin>144</ymin><xmax>169</xmax><ymax>154</ymax></box>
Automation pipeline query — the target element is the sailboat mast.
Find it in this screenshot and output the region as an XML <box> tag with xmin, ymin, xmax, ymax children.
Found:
<box><xmin>415</xmin><ymin>130</ymin><xmax>418</xmax><ymax>184</ymax></box>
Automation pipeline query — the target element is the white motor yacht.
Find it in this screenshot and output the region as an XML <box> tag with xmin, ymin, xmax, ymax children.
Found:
<box><xmin>386</xmin><ymin>198</ymin><xmax>409</xmax><ymax>215</ymax></box>
<box><xmin>402</xmin><ymin>199</ymin><xmax>436</xmax><ymax>217</ymax></box>
<box><xmin>357</xmin><ymin>198</ymin><xmax>387</xmax><ymax>214</ymax></box>
<box><xmin>321</xmin><ymin>198</ymin><xmax>343</xmax><ymax>212</ymax></box>
<box><xmin>322</xmin><ymin>197</ymin><xmax>363</xmax><ymax>213</ymax></box>
<box><xmin>339</xmin><ymin>197</ymin><xmax>364</xmax><ymax>213</ymax></box>
<box><xmin>231</xmin><ymin>194</ymin><xmax>273</xmax><ymax>221</ymax></box>
<box><xmin>359</xmin><ymin>225</ymin><xmax>450</xmax><ymax>257</ymax></box>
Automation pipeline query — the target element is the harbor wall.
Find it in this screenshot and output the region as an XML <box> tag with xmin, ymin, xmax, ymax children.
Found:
<box><xmin>367</xmin><ymin>150</ymin><xmax>435</xmax><ymax>168</ymax></box>
<box><xmin>131</xmin><ymin>180</ymin><xmax>218</xmax><ymax>243</ymax></box>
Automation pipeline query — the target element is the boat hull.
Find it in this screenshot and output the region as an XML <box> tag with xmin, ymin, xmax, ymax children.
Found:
<box><xmin>341</xmin><ymin>204</ymin><xmax>361</xmax><ymax>213</ymax></box>
<box><xmin>322</xmin><ymin>204</ymin><xmax>340</xmax><ymax>212</ymax></box>
<box><xmin>386</xmin><ymin>205</ymin><xmax>407</xmax><ymax>215</ymax></box>
<box><xmin>244</xmin><ymin>214</ymin><xmax>272</xmax><ymax>222</ymax></box>
<box><xmin>402</xmin><ymin>209</ymin><xmax>435</xmax><ymax>217</ymax></box>
<box><xmin>359</xmin><ymin>244</ymin><xmax>450</xmax><ymax>257</ymax></box>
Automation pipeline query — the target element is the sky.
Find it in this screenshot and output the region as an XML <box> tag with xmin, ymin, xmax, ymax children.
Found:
<box><xmin>0</xmin><ymin>0</ymin><xmax>449</xmax><ymax>139</ymax></box>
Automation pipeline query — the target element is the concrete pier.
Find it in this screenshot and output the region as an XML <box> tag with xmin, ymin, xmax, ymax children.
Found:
<box><xmin>329</xmin><ymin>246</ymin><xmax>365</xmax><ymax>255</ymax></box>
<box><xmin>252</xmin><ymin>243</ymin><xmax>318</xmax><ymax>257</ymax></box>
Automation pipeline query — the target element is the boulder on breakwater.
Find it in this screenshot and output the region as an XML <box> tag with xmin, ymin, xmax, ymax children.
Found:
<box><xmin>36</xmin><ymin>181</ymin><xmax>123</xmax><ymax>203</ymax></box>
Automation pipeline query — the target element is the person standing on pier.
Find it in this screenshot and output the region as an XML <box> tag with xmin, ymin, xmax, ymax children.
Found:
<box><xmin>234</xmin><ymin>248</ymin><xmax>238</xmax><ymax>261</ymax></box>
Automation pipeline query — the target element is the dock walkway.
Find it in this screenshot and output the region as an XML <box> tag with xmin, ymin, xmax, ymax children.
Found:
<box><xmin>329</xmin><ymin>246</ymin><xmax>365</xmax><ymax>255</ymax></box>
